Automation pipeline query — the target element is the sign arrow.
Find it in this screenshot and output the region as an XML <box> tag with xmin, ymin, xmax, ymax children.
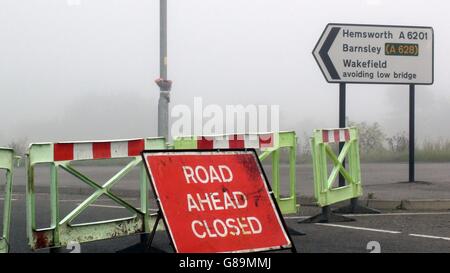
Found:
<box><xmin>318</xmin><ymin>27</ymin><xmax>341</xmax><ymax>80</ymax></box>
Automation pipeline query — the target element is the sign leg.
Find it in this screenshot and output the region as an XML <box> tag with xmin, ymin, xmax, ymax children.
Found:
<box><xmin>298</xmin><ymin>206</ymin><xmax>354</xmax><ymax>223</ymax></box>
<box><xmin>409</xmin><ymin>84</ymin><xmax>415</xmax><ymax>182</ymax></box>
<box><xmin>334</xmin><ymin>198</ymin><xmax>380</xmax><ymax>214</ymax></box>
<box><xmin>145</xmin><ymin>211</ymin><xmax>162</xmax><ymax>252</ymax></box>
<box><xmin>339</xmin><ymin>83</ymin><xmax>346</xmax><ymax>187</ymax></box>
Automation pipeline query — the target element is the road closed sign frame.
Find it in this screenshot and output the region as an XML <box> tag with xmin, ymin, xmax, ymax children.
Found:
<box><xmin>313</xmin><ymin>23</ymin><xmax>434</xmax><ymax>85</ymax></box>
<box><xmin>141</xmin><ymin>149</ymin><xmax>296</xmax><ymax>253</ymax></box>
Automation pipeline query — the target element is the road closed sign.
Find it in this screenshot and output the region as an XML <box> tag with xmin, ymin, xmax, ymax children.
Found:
<box><xmin>313</xmin><ymin>23</ymin><xmax>434</xmax><ymax>84</ymax></box>
<box><xmin>142</xmin><ymin>150</ymin><xmax>293</xmax><ymax>253</ymax></box>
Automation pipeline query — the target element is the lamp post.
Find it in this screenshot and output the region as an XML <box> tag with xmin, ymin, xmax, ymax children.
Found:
<box><xmin>156</xmin><ymin>0</ymin><xmax>172</xmax><ymax>141</ymax></box>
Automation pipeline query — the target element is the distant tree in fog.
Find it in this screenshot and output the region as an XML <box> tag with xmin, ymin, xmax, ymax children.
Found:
<box><xmin>386</xmin><ymin>132</ymin><xmax>409</xmax><ymax>153</ymax></box>
<box><xmin>8</xmin><ymin>137</ymin><xmax>28</xmax><ymax>156</ymax></box>
<box><xmin>349</xmin><ymin>121</ymin><xmax>386</xmax><ymax>154</ymax></box>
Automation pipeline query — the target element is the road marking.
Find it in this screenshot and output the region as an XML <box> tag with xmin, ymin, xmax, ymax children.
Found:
<box><xmin>84</xmin><ymin>204</ymin><xmax>128</xmax><ymax>209</ymax></box>
<box><xmin>316</xmin><ymin>223</ymin><xmax>402</xmax><ymax>234</ymax></box>
<box><xmin>0</xmin><ymin>198</ymin><xmax>18</xmax><ymax>201</ymax></box>
<box><xmin>347</xmin><ymin>212</ymin><xmax>450</xmax><ymax>217</ymax></box>
<box><xmin>284</xmin><ymin>216</ymin><xmax>309</xmax><ymax>220</ymax></box>
<box><xmin>409</xmin><ymin>234</ymin><xmax>450</xmax><ymax>241</ymax></box>
<box><xmin>59</xmin><ymin>198</ymin><xmax>138</xmax><ymax>202</ymax></box>
<box><xmin>284</xmin><ymin>211</ymin><xmax>450</xmax><ymax>220</ymax></box>
<box><xmin>78</xmin><ymin>203</ymin><xmax>159</xmax><ymax>211</ymax></box>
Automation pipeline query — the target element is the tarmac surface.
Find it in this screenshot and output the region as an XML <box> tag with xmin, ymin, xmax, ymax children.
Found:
<box><xmin>1</xmin><ymin>193</ymin><xmax>450</xmax><ymax>253</ymax></box>
<box><xmin>5</xmin><ymin>162</ymin><xmax>450</xmax><ymax>200</ymax></box>
<box><xmin>2</xmin><ymin>162</ymin><xmax>450</xmax><ymax>253</ymax></box>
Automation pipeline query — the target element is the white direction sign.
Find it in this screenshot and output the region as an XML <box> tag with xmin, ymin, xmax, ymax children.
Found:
<box><xmin>313</xmin><ymin>24</ymin><xmax>434</xmax><ymax>84</ymax></box>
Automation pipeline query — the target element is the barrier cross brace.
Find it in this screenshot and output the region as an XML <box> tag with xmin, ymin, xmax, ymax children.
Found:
<box><xmin>26</xmin><ymin>137</ymin><xmax>166</xmax><ymax>250</ymax></box>
<box><xmin>0</xmin><ymin>148</ymin><xmax>14</xmax><ymax>253</ymax></box>
<box><xmin>172</xmin><ymin>131</ymin><xmax>299</xmax><ymax>214</ymax></box>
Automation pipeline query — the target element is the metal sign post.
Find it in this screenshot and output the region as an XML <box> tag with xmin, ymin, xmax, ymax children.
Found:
<box><xmin>409</xmin><ymin>84</ymin><xmax>415</xmax><ymax>182</ymax></box>
<box><xmin>313</xmin><ymin>23</ymin><xmax>434</xmax><ymax>184</ymax></box>
<box><xmin>339</xmin><ymin>83</ymin><xmax>346</xmax><ymax>187</ymax></box>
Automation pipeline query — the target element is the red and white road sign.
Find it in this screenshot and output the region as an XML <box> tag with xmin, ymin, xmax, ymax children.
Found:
<box><xmin>142</xmin><ymin>150</ymin><xmax>292</xmax><ymax>253</ymax></box>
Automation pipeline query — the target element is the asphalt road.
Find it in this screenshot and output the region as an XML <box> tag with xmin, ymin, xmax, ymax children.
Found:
<box><xmin>7</xmin><ymin>162</ymin><xmax>450</xmax><ymax>201</ymax></box>
<box><xmin>292</xmin><ymin>207</ymin><xmax>450</xmax><ymax>253</ymax></box>
<box><xmin>2</xmin><ymin>193</ymin><xmax>450</xmax><ymax>253</ymax></box>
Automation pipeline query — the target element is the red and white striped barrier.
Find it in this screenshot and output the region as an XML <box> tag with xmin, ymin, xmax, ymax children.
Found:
<box><xmin>53</xmin><ymin>139</ymin><xmax>145</xmax><ymax>161</ymax></box>
<box><xmin>322</xmin><ymin>129</ymin><xmax>350</xmax><ymax>143</ymax></box>
<box><xmin>196</xmin><ymin>133</ymin><xmax>274</xmax><ymax>150</ymax></box>
<box><xmin>29</xmin><ymin>137</ymin><xmax>166</xmax><ymax>165</ymax></box>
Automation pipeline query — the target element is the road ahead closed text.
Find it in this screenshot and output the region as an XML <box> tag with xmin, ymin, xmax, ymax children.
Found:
<box><xmin>143</xmin><ymin>151</ymin><xmax>292</xmax><ymax>253</ymax></box>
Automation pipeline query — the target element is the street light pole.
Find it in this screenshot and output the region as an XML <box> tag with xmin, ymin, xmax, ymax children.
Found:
<box><xmin>156</xmin><ymin>0</ymin><xmax>171</xmax><ymax>140</ymax></box>
<box><xmin>142</xmin><ymin>0</ymin><xmax>171</xmax><ymax>249</ymax></box>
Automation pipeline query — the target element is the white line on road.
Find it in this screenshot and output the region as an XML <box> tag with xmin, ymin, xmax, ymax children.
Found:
<box><xmin>0</xmin><ymin>198</ymin><xmax>18</xmax><ymax>201</ymax></box>
<box><xmin>347</xmin><ymin>212</ymin><xmax>450</xmax><ymax>217</ymax></box>
<box><xmin>284</xmin><ymin>216</ymin><xmax>309</xmax><ymax>220</ymax></box>
<box><xmin>83</xmin><ymin>204</ymin><xmax>128</xmax><ymax>209</ymax></box>
<box><xmin>409</xmin><ymin>234</ymin><xmax>450</xmax><ymax>241</ymax></box>
<box><xmin>284</xmin><ymin>211</ymin><xmax>450</xmax><ymax>220</ymax></box>
<box><xmin>59</xmin><ymin>198</ymin><xmax>138</xmax><ymax>202</ymax></box>
<box><xmin>315</xmin><ymin>223</ymin><xmax>402</xmax><ymax>234</ymax></box>
<box><xmin>79</xmin><ymin>203</ymin><xmax>159</xmax><ymax>211</ymax></box>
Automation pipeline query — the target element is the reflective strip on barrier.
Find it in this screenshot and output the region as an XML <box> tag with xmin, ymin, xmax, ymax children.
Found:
<box><xmin>321</xmin><ymin>129</ymin><xmax>350</xmax><ymax>143</ymax></box>
<box><xmin>173</xmin><ymin>132</ymin><xmax>299</xmax><ymax>215</ymax></box>
<box><xmin>197</xmin><ymin>133</ymin><xmax>274</xmax><ymax>150</ymax></box>
<box><xmin>311</xmin><ymin>127</ymin><xmax>363</xmax><ymax>207</ymax></box>
<box><xmin>26</xmin><ymin>137</ymin><xmax>166</xmax><ymax>250</ymax></box>
<box><xmin>0</xmin><ymin>148</ymin><xmax>14</xmax><ymax>253</ymax></box>
<box><xmin>53</xmin><ymin>139</ymin><xmax>145</xmax><ymax>161</ymax></box>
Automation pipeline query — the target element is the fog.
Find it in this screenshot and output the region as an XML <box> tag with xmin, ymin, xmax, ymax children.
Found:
<box><xmin>0</xmin><ymin>0</ymin><xmax>448</xmax><ymax>146</ymax></box>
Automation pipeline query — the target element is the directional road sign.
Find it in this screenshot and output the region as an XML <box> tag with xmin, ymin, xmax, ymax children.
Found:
<box><xmin>313</xmin><ymin>23</ymin><xmax>433</xmax><ymax>84</ymax></box>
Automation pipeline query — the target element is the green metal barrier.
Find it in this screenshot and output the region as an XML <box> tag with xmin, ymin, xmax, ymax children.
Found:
<box><xmin>173</xmin><ymin>131</ymin><xmax>299</xmax><ymax>214</ymax></box>
<box><xmin>26</xmin><ymin>137</ymin><xmax>166</xmax><ymax>250</ymax></box>
<box><xmin>311</xmin><ymin>127</ymin><xmax>362</xmax><ymax>207</ymax></box>
<box><xmin>0</xmin><ymin>148</ymin><xmax>14</xmax><ymax>253</ymax></box>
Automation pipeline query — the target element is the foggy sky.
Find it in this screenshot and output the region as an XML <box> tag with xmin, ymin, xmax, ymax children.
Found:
<box><xmin>0</xmin><ymin>0</ymin><xmax>449</xmax><ymax>147</ymax></box>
